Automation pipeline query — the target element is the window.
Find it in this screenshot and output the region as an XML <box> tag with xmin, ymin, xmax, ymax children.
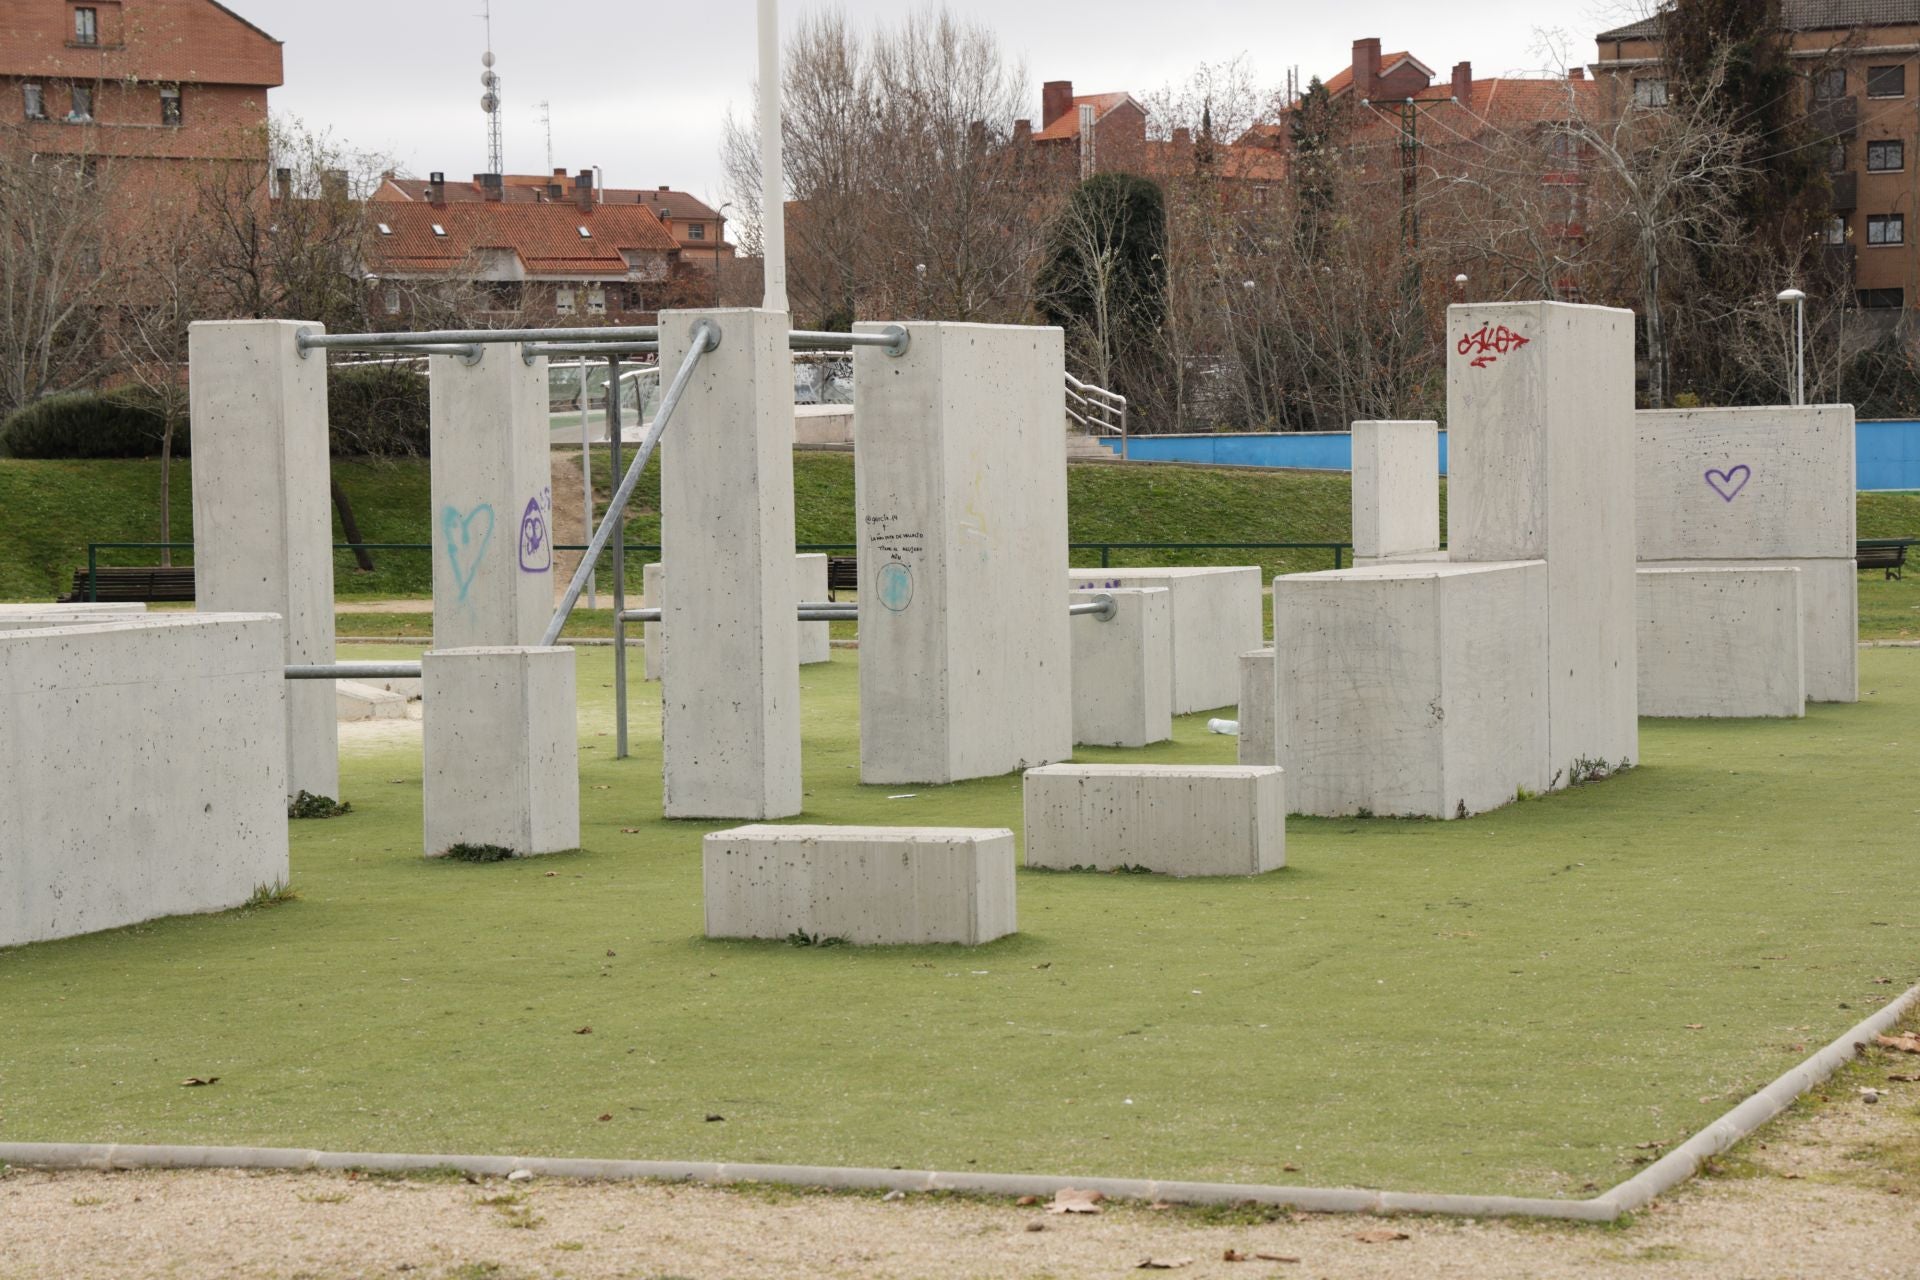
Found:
<box><xmin>555</xmin><ymin>287</ymin><xmax>575</xmax><ymax>316</ymax></box>
<box><xmin>430</xmin><ymin>223</ymin><xmax>447</xmax><ymax>237</ymax></box>
<box><xmin>1823</xmin><ymin>215</ymin><xmax>1847</xmax><ymax>245</ymax></box>
<box><xmin>1868</xmin><ymin>213</ymin><xmax>1904</xmax><ymax>244</ymax></box>
<box><xmin>68</xmin><ymin>85</ymin><xmax>92</xmax><ymax>122</ymax></box>
<box><xmin>1858</xmin><ymin>287</ymin><xmax>1904</xmax><ymax>309</ymax></box>
<box><xmin>1253</xmin><ymin>185</ymin><xmax>1269</xmax><ymax>205</ymax></box>
<box><xmin>73</xmin><ymin>6</ymin><xmax>97</xmax><ymax>45</ymax></box>
<box><xmin>1633</xmin><ymin>77</ymin><xmax>1668</xmax><ymax>107</ymax></box>
<box><xmin>376</xmin><ymin>222</ymin><xmax>392</xmax><ymax>235</ymax></box>
<box><xmin>619</xmin><ymin>283</ymin><xmax>647</xmax><ymax>311</ymax></box>
<box><xmin>587</xmin><ymin>285</ymin><xmax>606</xmax><ymax>315</ymax></box>
<box><xmin>576</xmin><ymin>225</ymin><xmax>592</xmax><ymax>239</ymax></box>
<box><xmin>384</xmin><ymin>285</ymin><xmax>401</xmax><ymax>316</ymax></box>
<box><xmin>687</xmin><ymin>222</ymin><xmax>706</xmax><ymax>240</ymax></box>
<box><xmin>1868</xmin><ymin>139</ymin><xmax>1904</xmax><ymax>171</ymax></box>
<box><xmin>159</xmin><ymin>86</ymin><xmax>181</xmax><ymax>126</ymax></box>
<box><xmin>1868</xmin><ymin>64</ymin><xmax>1905</xmax><ymax>98</ymax></box>
<box><xmin>1813</xmin><ymin>67</ymin><xmax>1846</xmax><ymax>101</ymax></box>
<box><xmin>22</xmin><ymin>83</ymin><xmax>45</xmax><ymax>120</ymax></box>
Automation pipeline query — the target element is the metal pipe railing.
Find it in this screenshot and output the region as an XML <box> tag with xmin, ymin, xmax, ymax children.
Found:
<box><xmin>526</xmin><ymin>341</ymin><xmax>660</xmax><ymax>360</ymax></box>
<box><xmin>541</xmin><ymin>319</ymin><xmax>720</xmax><ymax>647</ymax></box>
<box><xmin>296</xmin><ymin>325</ymin><xmax>661</xmax><ymax>355</ymax></box>
<box><xmin>792</xmin><ymin>327</ymin><xmax>908</xmax><ymax>356</ymax></box>
<box><xmin>286</xmin><ymin>662</ymin><xmax>422</xmax><ymax>680</ymax></box>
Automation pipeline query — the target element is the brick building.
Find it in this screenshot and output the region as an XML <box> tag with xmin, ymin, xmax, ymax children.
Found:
<box><xmin>1595</xmin><ymin>0</ymin><xmax>1920</xmax><ymax>313</ymax></box>
<box><xmin>0</xmin><ymin>0</ymin><xmax>279</xmax><ymax>195</ymax></box>
<box><xmin>374</xmin><ymin>169</ymin><xmax>734</xmax><ymax>272</ymax></box>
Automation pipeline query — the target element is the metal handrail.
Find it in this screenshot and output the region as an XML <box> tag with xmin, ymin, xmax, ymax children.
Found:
<box><xmin>541</xmin><ymin>320</ymin><xmax>720</xmax><ymax>646</ymax></box>
<box><xmin>1064</xmin><ymin>371</ymin><xmax>1128</xmax><ymax>455</ymax></box>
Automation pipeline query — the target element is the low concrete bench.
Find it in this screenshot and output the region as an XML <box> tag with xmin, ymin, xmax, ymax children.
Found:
<box><xmin>703</xmin><ymin>825</ymin><xmax>1017</xmax><ymax>945</ymax></box>
<box><xmin>1023</xmin><ymin>764</ymin><xmax>1285</xmax><ymax>877</ymax></box>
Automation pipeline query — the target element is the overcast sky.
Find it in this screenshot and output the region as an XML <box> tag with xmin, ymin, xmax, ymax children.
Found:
<box><xmin>257</xmin><ymin>0</ymin><xmax>1647</xmax><ymax>208</ymax></box>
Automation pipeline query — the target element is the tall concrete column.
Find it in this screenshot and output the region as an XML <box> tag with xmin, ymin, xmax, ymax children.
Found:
<box><xmin>188</xmin><ymin>319</ymin><xmax>338</xmax><ymax>801</ymax></box>
<box><xmin>853</xmin><ymin>322</ymin><xmax>1073</xmax><ymax>784</ymax></box>
<box><xmin>1447</xmin><ymin>301</ymin><xmax>1639</xmax><ymax>778</ymax></box>
<box><xmin>428</xmin><ymin>346</ymin><xmax>552</xmax><ymax>650</ymax></box>
<box><xmin>1352</xmin><ymin>420</ymin><xmax>1440</xmax><ymax>560</ymax></box>
<box><xmin>659</xmin><ymin>308</ymin><xmax>802</xmax><ymax>819</ymax></box>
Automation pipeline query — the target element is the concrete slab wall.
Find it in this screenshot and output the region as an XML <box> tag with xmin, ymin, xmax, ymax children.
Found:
<box><xmin>1636</xmin><ymin>567</ymin><xmax>1805</xmax><ymax>717</ymax></box>
<box><xmin>188</xmin><ymin>319</ymin><xmax>338</xmax><ymax>801</ymax></box>
<box><xmin>1275</xmin><ymin>561</ymin><xmax>1550</xmax><ymax>818</ymax></box>
<box><xmin>642</xmin><ymin>556</ymin><xmax>832</xmax><ymax>680</ymax></box>
<box><xmin>1066</xmin><ymin>568</ymin><xmax>1262</xmax><ymax>715</ymax></box>
<box><xmin>1644</xmin><ymin>556</ymin><xmax>1856</xmax><ymax>703</ymax></box>
<box><xmin>1238</xmin><ymin>647</ymin><xmax>1276</xmax><ymax>767</ymax></box>
<box><xmin>1023</xmin><ymin>764</ymin><xmax>1285</xmax><ymax>876</ymax></box>
<box><xmin>1</xmin><ymin>614</ymin><xmax>289</xmax><ymax>948</ymax></box>
<box><xmin>1069</xmin><ymin>587</ymin><xmax>1171</xmax><ymax>748</ymax></box>
<box><xmin>660</xmin><ymin>309</ymin><xmax>803</xmax><ymax>819</ymax></box>
<box><xmin>1636</xmin><ymin>406</ymin><xmax>1856</xmax><ymax>560</ymax></box>
<box><xmin>421</xmin><ymin>646</ymin><xmax>579</xmax><ymax>856</ymax></box>
<box><xmin>1447</xmin><ymin>301</ymin><xmax>1639</xmax><ymax>781</ymax></box>
<box><xmin>794</xmin><ymin>405</ymin><xmax>854</xmax><ymax>446</ymax></box>
<box><xmin>855</xmin><ymin>322</ymin><xmax>1073</xmax><ymax>784</ymax></box>
<box><xmin>429</xmin><ymin>346</ymin><xmax>553</xmax><ymax>650</ymax></box>
<box><xmin>703</xmin><ymin>825</ymin><xmax>1017</xmax><ymax>945</ymax></box>
<box><xmin>1352</xmin><ymin>421</ymin><xmax>1440</xmax><ymax>559</ymax></box>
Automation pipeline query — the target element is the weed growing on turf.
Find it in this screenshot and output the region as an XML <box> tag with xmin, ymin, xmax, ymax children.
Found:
<box><xmin>786</xmin><ymin>931</ymin><xmax>848</xmax><ymax>947</ymax></box>
<box><xmin>479</xmin><ymin>1191</ymin><xmax>543</xmax><ymax>1229</ymax></box>
<box><xmin>242</xmin><ymin>881</ymin><xmax>299</xmax><ymax>910</ymax></box>
<box><xmin>1029</xmin><ymin>864</ymin><xmax>1157</xmax><ymax>875</ymax></box>
<box><xmin>287</xmin><ymin>791</ymin><xmax>352</xmax><ymax>820</ymax></box>
<box><xmin>442</xmin><ymin>844</ymin><xmax>519</xmax><ymax>863</ymax></box>
<box><xmin>1566</xmin><ymin>757</ymin><xmax>1634</xmax><ymax>786</ymax></box>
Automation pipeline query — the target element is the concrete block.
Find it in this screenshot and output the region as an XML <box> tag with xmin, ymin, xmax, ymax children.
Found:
<box><xmin>660</xmin><ymin>309</ymin><xmax>802</xmax><ymax>819</ymax></box>
<box><xmin>1069</xmin><ymin>587</ymin><xmax>1171</xmax><ymax>748</ymax></box>
<box><xmin>794</xmin><ymin>404</ymin><xmax>854</xmax><ymax>445</ymax></box>
<box><xmin>0</xmin><ymin>607</ymin><xmax>149</xmax><ymax>631</ymax></box>
<box><xmin>421</xmin><ymin>646</ymin><xmax>579</xmax><ymax>857</ymax></box>
<box><xmin>1238</xmin><ymin>647</ymin><xmax>1276</xmax><ymax>766</ymax></box>
<box><xmin>641</xmin><ymin>560</ymin><xmax>666</xmax><ymax>681</ymax></box>
<box><xmin>1023</xmin><ymin>764</ymin><xmax>1285</xmax><ymax>876</ymax></box>
<box><xmin>1066</xmin><ymin>567</ymin><xmax>1262</xmax><ymax>715</ymax></box>
<box><xmin>429</xmin><ymin>344</ymin><xmax>553</xmax><ymax>649</ymax></box>
<box><xmin>335</xmin><ymin>680</ymin><xmax>411</xmax><ymax>721</ymax></box>
<box><xmin>1352</xmin><ymin>420</ymin><xmax>1440</xmax><ymax>559</ymax></box>
<box><xmin>1644</xmin><ymin>557</ymin><xmax>1856</xmax><ymax>703</ymax></box>
<box><xmin>1</xmin><ymin>614</ymin><xmax>289</xmax><ymax>948</ymax></box>
<box><xmin>1636</xmin><ymin>567</ymin><xmax>1805</xmax><ymax>717</ymax></box>
<box><xmin>796</xmin><ymin>553</ymin><xmax>831</xmax><ymax>664</ymax></box>
<box><xmin>702</xmin><ymin>825</ymin><xmax>1016</xmax><ymax>945</ymax></box>
<box><xmin>189</xmin><ymin>319</ymin><xmax>338</xmax><ymax>801</ymax></box>
<box><xmin>855</xmin><ymin>322</ymin><xmax>1072</xmax><ymax>784</ymax></box>
<box><xmin>1275</xmin><ymin>561</ymin><xmax>1551</xmax><ymax>818</ymax></box>
<box><xmin>1636</xmin><ymin>406</ymin><xmax>1855</xmax><ymax>561</ymax></box>
<box><xmin>1447</xmin><ymin>301</ymin><xmax>1639</xmax><ymax>779</ymax></box>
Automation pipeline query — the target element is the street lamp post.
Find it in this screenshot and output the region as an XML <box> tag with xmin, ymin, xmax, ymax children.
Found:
<box><xmin>1777</xmin><ymin>287</ymin><xmax>1806</xmax><ymax>406</ymax></box>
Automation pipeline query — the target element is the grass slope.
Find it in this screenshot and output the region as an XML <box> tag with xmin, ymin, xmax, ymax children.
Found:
<box><xmin>5</xmin><ymin>646</ymin><xmax>1919</xmax><ymax>1199</ymax></box>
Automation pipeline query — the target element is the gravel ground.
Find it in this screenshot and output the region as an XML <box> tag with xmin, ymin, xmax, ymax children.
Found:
<box><xmin>5</xmin><ymin>1067</ymin><xmax>1917</xmax><ymax>1280</ymax></box>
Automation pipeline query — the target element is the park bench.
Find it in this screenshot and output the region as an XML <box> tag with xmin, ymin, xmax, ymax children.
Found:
<box><xmin>826</xmin><ymin>556</ymin><xmax>858</xmax><ymax>601</ymax></box>
<box><xmin>1857</xmin><ymin>540</ymin><xmax>1909</xmax><ymax>581</ymax></box>
<box><xmin>60</xmin><ymin>566</ymin><xmax>196</xmax><ymax>603</ymax></box>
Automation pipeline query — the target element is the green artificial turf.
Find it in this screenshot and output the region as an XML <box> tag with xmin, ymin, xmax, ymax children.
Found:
<box><xmin>4</xmin><ymin>646</ymin><xmax>1919</xmax><ymax>1199</ymax></box>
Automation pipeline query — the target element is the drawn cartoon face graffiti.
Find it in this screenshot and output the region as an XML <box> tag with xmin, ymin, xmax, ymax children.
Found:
<box><xmin>518</xmin><ymin>492</ymin><xmax>551</xmax><ymax>573</ymax></box>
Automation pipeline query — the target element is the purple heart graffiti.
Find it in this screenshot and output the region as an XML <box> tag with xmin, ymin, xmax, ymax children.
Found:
<box><xmin>1704</xmin><ymin>465</ymin><xmax>1751</xmax><ymax>502</ymax></box>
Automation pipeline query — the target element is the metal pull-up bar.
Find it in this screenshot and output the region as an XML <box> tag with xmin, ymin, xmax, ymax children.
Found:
<box><xmin>292</xmin><ymin>324</ymin><xmax>909</xmax><ymax>363</ymax></box>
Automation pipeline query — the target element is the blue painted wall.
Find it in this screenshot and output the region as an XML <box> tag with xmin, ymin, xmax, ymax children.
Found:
<box><xmin>1102</xmin><ymin>423</ymin><xmax>1920</xmax><ymax>490</ymax></box>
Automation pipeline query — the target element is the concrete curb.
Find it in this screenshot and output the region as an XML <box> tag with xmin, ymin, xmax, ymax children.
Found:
<box><xmin>4</xmin><ymin>982</ymin><xmax>1913</xmax><ymax>1223</ymax></box>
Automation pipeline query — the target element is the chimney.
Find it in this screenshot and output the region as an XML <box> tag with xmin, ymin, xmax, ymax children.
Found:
<box><xmin>1352</xmin><ymin>38</ymin><xmax>1380</xmax><ymax>102</ymax></box>
<box><xmin>574</xmin><ymin>168</ymin><xmax>594</xmax><ymax>212</ymax></box>
<box><xmin>968</xmin><ymin>119</ymin><xmax>987</xmax><ymax>153</ymax></box>
<box><xmin>1451</xmin><ymin>61</ymin><xmax>1472</xmax><ymax>105</ymax></box>
<box><xmin>1569</xmin><ymin>67</ymin><xmax>1586</xmax><ymax>80</ymax></box>
<box><xmin>1173</xmin><ymin>125</ymin><xmax>1192</xmax><ymax>149</ymax></box>
<box><xmin>273</xmin><ymin>166</ymin><xmax>291</xmax><ymax>202</ymax></box>
<box><xmin>553</xmin><ymin>166</ymin><xmax>567</xmax><ymax>177</ymax></box>
<box><xmin>321</xmin><ymin>167</ymin><xmax>348</xmax><ymax>203</ymax></box>
<box><xmin>1013</xmin><ymin>117</ymin><xmax>1032</xmax><ymax>144</ymax></box>
<box><xmin>1042</xmin><ymin>80</ymin><xmax>1074</xmax><ymax>128</ymax></box>
<box><xmin>478</xmin><ymin>172</ymin><xmax>503</xmax><ymax>202</ymax></box>
<box><xmin>427</xmin><ymin>170</ymin><xmax>445</xmax><ymax>204</ymax></box>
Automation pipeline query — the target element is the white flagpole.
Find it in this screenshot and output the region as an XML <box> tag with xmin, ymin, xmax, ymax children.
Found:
<box><xmin>757</xmin><ymin>0</ymin><xmax>787</xmax><ymax>313</ymax></box>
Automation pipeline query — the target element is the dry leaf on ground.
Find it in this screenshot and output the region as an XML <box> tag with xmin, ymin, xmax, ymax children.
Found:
<box><xmin>1353</xmin><ymin>1228</ymin><xmax>1410</xmax><ymax>1244</ymax></box>
<box><xmin>179</xmin><ymin>1077</ymin><xmax>219</xmax><ymax>1087</ymax></box>
<box><xmin>1877</xmin><ymin>1033</ymin><xmax>1920</xmax><ymax>1054</ymax></box>
<box><xmin>1135</xmin><ymin>1257</ymin><xmax>1192</xmax><ymax>1270</ymax></box>
<box><xmin>1046</xmin><ymin>1188</ymin><xmax>1105</xmax><ymax>1214</ymax></box>
<box><xmin>1223</xmin><ymin>1250</ymin><xmax>1298</xmax><ymax>1263</ymax></box>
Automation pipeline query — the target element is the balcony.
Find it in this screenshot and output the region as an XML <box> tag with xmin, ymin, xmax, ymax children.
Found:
<box><xmin>1808</xmin><ymin>94</ymin><xmax>1860</xmax><ymax>138</ymax></box>
<box><xmin>1822</xmin><ymin>243</ymin><xmax>1856</xmax><ymax>284</ymax></box>
<box><xmin>1831</xmin><ymin>170</ymin><xmax>1858</xmax><ymax>212</ymax></box>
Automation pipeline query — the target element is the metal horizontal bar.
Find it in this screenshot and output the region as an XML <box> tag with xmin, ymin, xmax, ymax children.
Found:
<box><xmin>297</xmin><ymin>325</ymin><xmax>662</xmax><ymax>353</ymax></box>
<box><xmin>791</xmin><ymin>327</ymin><xmax>908</xmax><ymax>356</ymax></box>
<box><xmin>285</xmin><ymin>662</ymin><xmax>422</xmax><ymax>680</ymax></box>
<box><xmin>523</xmin><ymin>342</ymin><xmax>660</xmax><ymax>359</ymax></box>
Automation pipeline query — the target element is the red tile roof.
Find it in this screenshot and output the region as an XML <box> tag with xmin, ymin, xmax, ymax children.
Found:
<box><xmin>1322</xmin><ymin>52</ymin><xmax>1433</xmax><ymax>98</ymax></box>
<box><xmin>1033</xmin><ymin>92</ymin><xmax>1142</xmax><ymax>141</ymax></box>
<box><xmin>378</xmin><ymin>175</ymin><xmax>723</xmax><ymax>223</ymax></box>
<box><xmin>365</xmin><ymin>200</ymin><xmax>678</xmax><ymax>278</ymax></box>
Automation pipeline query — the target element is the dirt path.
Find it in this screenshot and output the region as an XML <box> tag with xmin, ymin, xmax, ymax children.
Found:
<box><xmin>6</xmin><ymin>1060</ymin><xmax>1918</xmax><ymax>1280</ymax></box>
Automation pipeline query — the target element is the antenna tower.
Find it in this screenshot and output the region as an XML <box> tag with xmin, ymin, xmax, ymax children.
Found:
<box><xmin>480</xmin><ymin>0</ymin><xmax>504</xmax><ymax>175</ymax></box>
<box><xmin>538</xmin><ymin>100</ymin><xmax>552</xmax><ymax>174</ymax></box>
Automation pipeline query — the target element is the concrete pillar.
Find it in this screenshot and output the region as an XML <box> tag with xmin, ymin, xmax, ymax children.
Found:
<box><xmin>1069</xmin><ymin>587</ymin><xmax>1171</xmax><ymax>748</ymax></box>
<box><xmin>796</xmin><ymin>553</ymin><xmax>831</xmax><ymax>664</ymax></box>
<box><xmin>1352</xmin><ymin>420</ymin><xmax>1440</xmax><ymax>560</ymax></box>
<box><xmin>854</xmin><ymin>321</ymin><xmax>1073</xmax><ymax>784</ymax></box>
<box><xmin>1447</xmin><ymin>301</ymin><xmax>1639</xmax><ymax>780</ymax></box>
<box><xmin>641</xmin><ymin>561</ymin><xmax>666</xmax><ymax>681</ymax></box>
<box><xmin>188</xmin><ymin>319</ymin><xmax>338</xmax><ymax>801</ymax></box>
<box><xmin>428</xmin><ymin>345</ymin><xmax>552</xmax><ymax>650</ymax></box>
<box><xmin>1238</xmin><ymin>647</ymin><xmax>1276</xmax><ymax>766</ymax></box>
<box><xmin>659</xmin><ymin>309</ymin><xmax>802</xmax><ymax>819</ymax></box>
<box><xmin>421</xmin><ymin>646</ymin><xmax>579</xmax><ymax>856</ymax></box>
